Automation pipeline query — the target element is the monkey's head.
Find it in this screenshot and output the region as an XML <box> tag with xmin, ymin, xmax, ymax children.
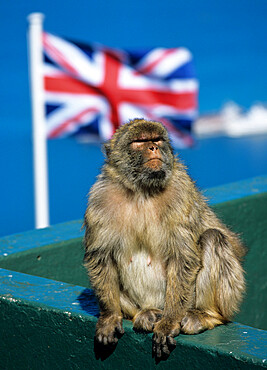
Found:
<box><xmin>104</xmin><ymin>119</ymin><xmax>175</xmax><ymax>194</ymax></box>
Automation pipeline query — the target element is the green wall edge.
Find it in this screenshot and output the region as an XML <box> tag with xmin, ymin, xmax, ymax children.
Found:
<box><xmin>1</xmin><ymin>268</ymin><xmax>266</xmax><ymax>369</ymax></box>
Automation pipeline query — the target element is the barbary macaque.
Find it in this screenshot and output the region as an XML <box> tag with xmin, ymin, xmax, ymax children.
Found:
<box><xmin>84</xmin><ymin>118</ymin><xmax>245</xmax><ymax>358</ymax></box>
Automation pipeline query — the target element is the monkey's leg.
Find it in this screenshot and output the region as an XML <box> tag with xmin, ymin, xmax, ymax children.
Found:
<box><xmin>84</xmin><ymin>256</ymin><xmax>124</xmax><ymax>345</ymax></box>
<box><xmin>152</xmin><ymin>258</ymin><xmax>199</xmax><ymax>358</ymax></box>
<box><xmin>181</xmin><ymin>228</ymin><xmax>245</xmax><ymax>335</ymax></box>
<box><xmin>133</xmin><ymin>308</ymin><xmax>163</xmax><ymax>332</ymax></box>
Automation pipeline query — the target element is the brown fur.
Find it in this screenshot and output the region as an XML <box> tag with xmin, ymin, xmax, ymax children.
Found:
<box><xmin>84</xmin><ymin>118</ymin><xmax>246</xmax><ymax>358</ymax></box>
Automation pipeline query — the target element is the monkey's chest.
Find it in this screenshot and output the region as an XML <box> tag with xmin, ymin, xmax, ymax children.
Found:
<box><xmin>119</xmin><ymin>251</ymin><xmax>166</xmax><ymax>310</ymax></box>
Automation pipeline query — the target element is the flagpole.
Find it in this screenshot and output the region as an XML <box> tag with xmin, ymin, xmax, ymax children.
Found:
<box><xmin>28</xmin><ymin>13</ymin><xmax>50</xmax><ymax>229</ymax></box>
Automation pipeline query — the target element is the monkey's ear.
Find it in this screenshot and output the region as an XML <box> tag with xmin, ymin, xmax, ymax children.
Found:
<box><xmin>103</xmin><ymin>142</ymin><xmax>111</xmax><ymax>158</ymax></box>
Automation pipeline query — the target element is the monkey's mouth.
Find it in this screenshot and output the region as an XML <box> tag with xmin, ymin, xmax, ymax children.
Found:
<box><xmin>145</xmin><ymin>158</ymin><xmax>163</xmax><ymax>163</ymax></box>
<box><xmin>144</xmin><ymin>158</ymin><xmax>164</xmax><ymax>170</ymax></box>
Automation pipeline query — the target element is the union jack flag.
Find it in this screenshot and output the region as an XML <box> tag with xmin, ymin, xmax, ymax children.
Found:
<box><xmin>43</xmin><ymin>32</ymin><xmax>198</xmax><ymax>148</ymax></box>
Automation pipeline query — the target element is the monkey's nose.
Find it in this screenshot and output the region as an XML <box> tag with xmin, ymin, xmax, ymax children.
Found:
<box><xmin>149</xmin><ymin>145</ymin><xmax>158</xmax><ymax>151</ymax></box>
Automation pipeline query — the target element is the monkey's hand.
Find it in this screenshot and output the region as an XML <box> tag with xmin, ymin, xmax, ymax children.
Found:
<box><xmin>152</xmin><ymin>318</ymin><xmax>180</xmax><ymax>358</ymax></box>
<box><xmin>95</xmin><ymin>313</ymin><xmax>124</xmax><ymax>346</ymax></box>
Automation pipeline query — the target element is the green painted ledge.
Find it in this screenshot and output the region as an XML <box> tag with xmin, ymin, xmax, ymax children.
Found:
<box><xmin>0</xmin><ymin>175</ymin><xmax>266</xmax><ymax>369</ymax></box>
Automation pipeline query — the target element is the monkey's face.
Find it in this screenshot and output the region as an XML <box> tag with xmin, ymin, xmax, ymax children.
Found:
<box><xmin>130</xmin><ymin>134</ymin><xmax>164</xmax><ymax>171</ymax></box>
<box><xmin>105</xmin><ymin>119</ymin><xmax>175</xmax><ymax>194</ymax></box>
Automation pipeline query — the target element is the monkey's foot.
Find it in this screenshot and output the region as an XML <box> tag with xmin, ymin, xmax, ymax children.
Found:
<box><xmin>152</xmin><ymin>318</ymin><xmax>180</xmax><ymax>358</ymax></box>
<box><xmin>181</xmin><ymin>310</ymin><xmax>225</xmax><ymax>334</ymax></box>
<box><xmin>133</xmin><ymin>308</ymin><xmax>162</xmax><ymax>332</ymax></box>
<box><xmin>95</xmin><ymin>313</ymin><xmax>124</xmax><ymax>345</ymax></box>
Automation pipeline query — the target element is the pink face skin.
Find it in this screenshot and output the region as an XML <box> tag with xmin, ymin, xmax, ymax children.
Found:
<box><xmin>130</xmin><ymin>133</ymin><xmax>164</xmax><ymax>170</ymax></box>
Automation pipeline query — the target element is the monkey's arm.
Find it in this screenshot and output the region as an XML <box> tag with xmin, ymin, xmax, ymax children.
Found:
<box><xmin>153</xmin><ymin>254</ymin><xmax>199</xmax><ymax>357</ymax></box>
<box><xmin>84</xmin><ymin>248</ymin><xmax>124</xmax><ymax>345</ymax></box>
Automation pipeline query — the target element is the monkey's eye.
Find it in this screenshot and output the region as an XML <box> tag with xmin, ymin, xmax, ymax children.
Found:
<box><xmin>131</xmin><ymin>137</ymin><xmax>164</xmax><ymax>144</ymax></box>
<box><xmin>153</xmin><ymin>139</ymin><xmax>163</xmax><ymax>145</ymax></box>
<box><xmin>130</xmin><ymin>138</ymin><xmax>163</xmax><ymax>150</ymax></box>
<box><xmin>130</xmin><ymin>141</ymin><xmax>145</xmax><ymax>149</ymax></box>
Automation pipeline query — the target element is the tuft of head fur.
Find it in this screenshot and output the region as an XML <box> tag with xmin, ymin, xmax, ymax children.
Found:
<box><xmin>103</xmin><ymin>119</ymin><xmax>175</xmax><ymax>194</ymax></box>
